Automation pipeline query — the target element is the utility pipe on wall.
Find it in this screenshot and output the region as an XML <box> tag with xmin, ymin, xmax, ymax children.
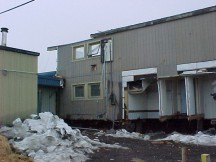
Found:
<box><xmin>1</xmin><ymin>27</ymin><xmax>8</xmax><ymax>46</ymax></box>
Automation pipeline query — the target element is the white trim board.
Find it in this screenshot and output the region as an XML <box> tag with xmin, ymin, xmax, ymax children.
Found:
<box><xmin>122</xmin><ymin>67</ymin><xmax>157</xmax><ymax>77</ymax></box>
<box><xmin>177</xmin><ymin>60</ymin><xmax>216</xmax><ymax>71</ymax></box>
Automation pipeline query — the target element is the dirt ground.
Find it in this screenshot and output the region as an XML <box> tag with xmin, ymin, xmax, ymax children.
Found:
<box><xmin>83</xmin><ymin>130</ymin><xmax>216</xmax><ymax>162</ymax></box>
<box><xmin>0</xmin><ymin>135</ymin><xmax>33</xmax><ymax>162</ymax></box>
<box><xmin>1</xmin><ymin>131</ymin><xmax>216</xmax><ymax>162</ymax></box>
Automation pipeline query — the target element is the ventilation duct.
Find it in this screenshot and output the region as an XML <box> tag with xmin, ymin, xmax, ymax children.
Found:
<box><xmin>128</xmin><ymin>79</ymin><xmax>150</xmax><ymax>94</ymax></box>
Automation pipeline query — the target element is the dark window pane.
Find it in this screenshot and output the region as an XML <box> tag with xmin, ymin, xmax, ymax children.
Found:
<box><xmin>75</xmin><ymin>86</ymin><xmax>84</xmax><ymax>97</ymax></box>
<box><xmin>91</xmin><ymin>84</ymin><xmax>100</xmax><ymax>97</ymax></box>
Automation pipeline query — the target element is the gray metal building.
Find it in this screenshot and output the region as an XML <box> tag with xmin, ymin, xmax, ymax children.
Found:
<box><xmin>48</xmin><ymin>6</ymin><xmax>216</xmax><ymax>124</ymax></box>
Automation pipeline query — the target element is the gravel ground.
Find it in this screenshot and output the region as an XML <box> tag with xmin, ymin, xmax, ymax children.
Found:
<box><xmin>1</xmin><ymin>128</ymin><xmax>216</xmax><ymax>162</ymax></box>
<box><xmin>83</xmin><ymin>130</ymin><xmax>216</xmax><ymax>162</ymax></box>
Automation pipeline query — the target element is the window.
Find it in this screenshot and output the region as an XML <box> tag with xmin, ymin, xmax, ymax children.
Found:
<box><xmin>89</xmin><ymin>83</ymin><xmax>101</xmax><ymax>98</ymax></box>
<box><xmin>100</xmin><ymin>39</ymin><xmax>113</xmax><ymax>62</ymax></box>
<box><xmin>88</xmin><ymin>42</ymin><xmax>100</xmax><ymax>57</ymax></box>
<box><xmin>73</xmin><ymin>84</ymin><xmax>85</xmax><ymax>99</ymax></box>
<box><xmin>73</xmin><ymin>45</ymin><xmax>85</xmax><ymax>60</ymax></box>
<box><xmin>72</xmin><ymin>82</ymin><xmax>102</xmax><ymax>100</ymax></box>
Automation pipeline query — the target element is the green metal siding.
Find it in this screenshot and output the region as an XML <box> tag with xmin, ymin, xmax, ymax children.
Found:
<box><xmin>38</xmin><ymin>86</ymin><xmax>56</xmax><ymax>114</ymax></box>
<box><xmin>0</xmin><ymin>49</ymin><xmax>38</xmax><ymax>125</ymax></box>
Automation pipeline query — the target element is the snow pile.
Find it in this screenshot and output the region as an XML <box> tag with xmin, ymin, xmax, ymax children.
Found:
<box><xmin>106</xmin><ymin>129</ymin><xmax>150</xmax><ymax>140</ymax></box>
<box><xmin>159</xmin><ymin>132</ymin><xmax>216</xmax><ymax>146</ymax></box>
<box><xmin>0</xmin><ymin>112</ymin><xmax>126</xmax><ymax>162</ymax></box>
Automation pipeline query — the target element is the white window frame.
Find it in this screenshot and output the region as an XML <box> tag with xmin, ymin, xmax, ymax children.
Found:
<box><xmin>87</xmin><ymin>41</ymin><xmax>101</xmax><ymax>58</ymax></box>
<box><xmin>72</xmin><ymin>84</ymin><xmax>86</xmax><ymax>100</ymax></box>
<box><xmin>72</xmin><ymin>45</ymin><xmax>85</xmax><ymax>61</ymax></box>
<box><xmin>88</xmin><ymin>82</ymin><xmax>102</xmax><ymax>99</ymax></box>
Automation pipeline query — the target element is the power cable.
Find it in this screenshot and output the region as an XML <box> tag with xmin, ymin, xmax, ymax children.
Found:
<box><xmin>0</xmin><ymin>0</ymin><xmax>35</xmax><ymax>15</ymax></box>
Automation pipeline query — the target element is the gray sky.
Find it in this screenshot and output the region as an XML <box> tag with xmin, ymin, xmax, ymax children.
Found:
<box><xmin>1</xmin><ymin>0</ymin><xmax>216</xmax><ymax>72</ymax></box>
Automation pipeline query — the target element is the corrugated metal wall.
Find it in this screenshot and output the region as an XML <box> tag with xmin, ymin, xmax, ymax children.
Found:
<box><xmin>0</xmin><ymin>50</ymin><xmax>37</xmax><ymax>125</ymax></box>
<box><xmin>57</xmin><ymin>11</ymin><xmax>216</xmax><ymax>120</ymax></box>
<box><xmin>38</xmin><ymin>86</ymin><xmax>56</xmax><ymax>114</ymax></box>
<box><xmin>57</xmin><ymin>42</ymin><xmax>122</xmax><ymax>120</ymax></box>
<box><xmin>113</xmin><ymin>12</ymin><xmax>216</xmax><ymax>75</ymax></box>
<box><xmin>58</xmin><ymin>52</ymin><xmax>108</xmax><ymax>119</ymax></box>
<box><xmin>200</xmin><ymin>75</ymin><xmax>216</xmax><ymax>119</ymax></box>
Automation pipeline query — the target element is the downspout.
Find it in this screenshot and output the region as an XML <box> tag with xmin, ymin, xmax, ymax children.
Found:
<box><xmin>110</xmin><ymin>51</ymin><xmax>114</xmax><ymax>128</ymax></box>
<box><xmin>108</xmin><ymin>41</ymin><xmax>116</xmax><ymax>129</ymax></box>
<box><xmin>99</xmin><ymin>39</ymin><xmax>107</xmax><ymax>118</ymax></box>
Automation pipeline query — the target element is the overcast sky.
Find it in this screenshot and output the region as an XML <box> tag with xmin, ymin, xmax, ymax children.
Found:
<box><xmin>1</xmin><ymin>0</ymin><xmax>216</xmax><ymax>72</ymax></box>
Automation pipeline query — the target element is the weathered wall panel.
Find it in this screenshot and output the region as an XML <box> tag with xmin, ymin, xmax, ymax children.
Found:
<box><xmin>110</xmin><ymin>12</ymin><xmax>216</xmax><ymax>74</ymax></box>
<box><xmin>200</xmin><ymin>75</ymin><xmax>216</xmax><ymax>119</ymax></box>
<box><xmin>38</xmin><ymin>86</ymin><xmax>57</xmax><ymax>114</ymax></box>
<box><xmin>0</xmin><ymin>50</ymin><xmax>38</xmax><ymax>125</ymax></box>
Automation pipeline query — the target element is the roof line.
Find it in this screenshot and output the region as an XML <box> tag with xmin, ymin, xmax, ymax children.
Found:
<box><xmin>91</xmin><ymin>5</ymin><xmax>216</xmax><ymax>38</ymax></box>
<box><xmin>0</xmin><ymin>45</ymin><xmax>39</xmax><ymax>56</ymax></box>
<box><xmin>47</xmin><ymin>38</ymin><xmax>97</xmax><ymax>51</ymax></box>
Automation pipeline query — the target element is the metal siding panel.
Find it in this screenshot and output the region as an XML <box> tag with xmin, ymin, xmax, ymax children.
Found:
<box><xmin>0</xmin><ymin>50</ymin><xmax>37</xmax><ymax>125</ymax></box>
<box><xmin>128</xmin><ymin>93</ymin><xmax>147</xmax><ymax>111</ymax></box>
<box><xmin>201</xmin><ymin>75</ymin><xmax>216</xmax><ymax>119</ymax></box>
<box><xmin>58</xmin><ymin>40</ymin><xmax>121</xmax><ymax>120</ymax></box>
<box><xmin>113</xmin><ymin>12</ymin><xmax>216</xmax><ymax>72</ymax></box>
<box><xmin>185</xmin><ymin>77</ymin><xmax>196</xmax><ymax>115</ymax></box>
<box><xmin>175</xmin><ymin>12</ymin><xmax>216</xmax><ymax>64</ymax></box>
<box><xmin>147</xmin><ymin>91</ymin><xmax>159</xmax><ymax>111</ymax></box>
<box><xmin>57</xmin><ymin>46</ymin><xmax>71</xmax><ymax>76</ymax></box>
<box><xmin>128</xmin><ymin>112</ymin><xmax>159</xmax><ymax>119</ymax></box>
<box><xmin>38</xmin><ymin>86</ymin><xmax>56</xmax><ymax>114</ymax></box>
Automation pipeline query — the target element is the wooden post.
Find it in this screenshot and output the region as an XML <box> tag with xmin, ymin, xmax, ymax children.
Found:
<box><xmin>197</xmin><ymin>119</ymin><xmax>203</xmax><ymax>131</ymax></box>
<box><xmin>201</xmin><ymin>154</ymin><xmax>211</xmax><ymax>162</ymax></box>
<box><xmin>182</xmin><ymin>147</ymin><xmax>187</xmax><ymax>162</ymax></box>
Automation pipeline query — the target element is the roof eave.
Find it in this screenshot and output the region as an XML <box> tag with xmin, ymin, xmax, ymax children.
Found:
<box><xmin>91</xmin><ymin>5</ymin><xmax>216</xmax><ymax>38</ymax></box>
<box><xmin>0</xmin><ymin>45</ymin><xmax>40</xmax><ymax>56</ymax></box>
<box><xmin>47</xmin><ymin>46</ymin><xmax>58</xmax><ymax>51</ymax></box>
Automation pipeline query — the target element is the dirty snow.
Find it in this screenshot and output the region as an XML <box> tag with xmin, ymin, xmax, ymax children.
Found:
<box><xmin>105</xmin><ymin>129</ymin><xmax>168</xmax><ymax>141</ymax></box>
<box><xmin>105</xmin><ymin>129</ymin><xmax>151</xmax><ymax>140</ymax></box>
<box><xmin>0</xmin><ymin>112</ymin><xmax>127</xmax><ymax>162</ymax></box>
<box><xmin>105</xmin><ymin>129</ymin><xmax>216</xmax><ymax>146</ymax></box>
<box><xmin>159</xmin><ymin>131</ymin><xmax>216</xmax><ymax>146</ymax></box>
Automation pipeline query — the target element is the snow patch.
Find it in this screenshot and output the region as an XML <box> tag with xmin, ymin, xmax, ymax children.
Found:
<box><xmin>159</xmin><ymin>131</ymin><xmax>216</xmax><ymax>146</ymax></box>
<box><xmin>106</xmin><ymin>129</ymin><xmax>150</xmax><ymax>140</ymax></box>
<box><xmin>105</xmin><ymin>129</ymin><xmax>167</xmax><ymax>141</ymax></box>
<box><xmin>105</xmin><ymin>129</ymin><xmax>216</xmax><ymax>146</ymax></box>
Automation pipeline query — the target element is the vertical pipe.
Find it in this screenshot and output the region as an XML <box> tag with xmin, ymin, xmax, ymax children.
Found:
<box><xmin>1</xmin><ymin>27</ymin><xmax>8</xmax><ymax>46</ymax></box>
